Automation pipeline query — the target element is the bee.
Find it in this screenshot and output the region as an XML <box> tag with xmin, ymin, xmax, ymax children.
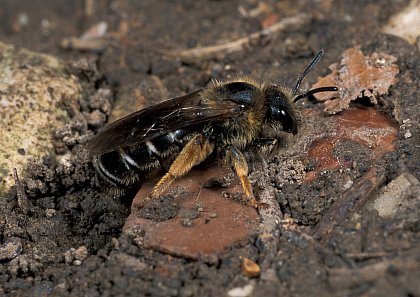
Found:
<box><xmin>87</xmin><ymin>50</ymin><xmax>337</xmax><ymax>208</ymax></box>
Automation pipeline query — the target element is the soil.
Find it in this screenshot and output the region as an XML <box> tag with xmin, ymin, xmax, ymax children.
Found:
<box><xmin>0</xmin><ymin>1</ymin><xmax>419</xmax><ymax>296</ymax></box>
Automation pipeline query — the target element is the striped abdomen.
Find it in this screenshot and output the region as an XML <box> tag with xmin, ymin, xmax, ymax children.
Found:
<box><xmin>93</xmin><ymin>128</ymin><xmax>195</xmax><ymax>195</ymax></box>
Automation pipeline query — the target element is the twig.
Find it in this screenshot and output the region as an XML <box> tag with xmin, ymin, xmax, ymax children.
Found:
<box><xmin>60</xmin><ymin>22</ymin><xmax>108</xmax><ymax>52</ymax></box>
<box><xmin>13</xmin><ymin>168</ymin><xmax>29</xmax><ymax>213</ymax></box>
<box><xmin>343</xmin><ymin>251</ymin><xmax>390</xmax><ymax>260</ymax></box>
<box><xmin>251</xmin><ymin>161</ymin><xmax>350</xmax><ymax>268</ymax></box>
<box><xmin>249</xmin><ymin>160</ymin><xmax>283</xmax><ymax>269</ymax></box>
<box><xmin>327</xmin><ymin>247</ymin><xmax>420</xmax><ymax>289</ymax></box>
<box><xmin>84</xmin><ymin>0</ymin><xmax>95</xmax><ymax>17</ymax></box>
<box><xmin>165</xmin><ymin>14</ymin><xmax>308</xmax><ymax>63</ymax></box>
<box><xmin>252</xmin><ymin>160</ymin><xmax>283</xmax><ymax>238</ymax></box>
<box><xmin>60</xmin><ymin>37</ymin><xmax>108</xmax><ymax>52</ymax></box>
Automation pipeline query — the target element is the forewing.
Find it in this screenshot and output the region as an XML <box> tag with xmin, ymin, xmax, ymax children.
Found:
<box><xmin>87</xmin><ymin>89</ymin><xmax>241</xmax><ymax>155</ymax></box>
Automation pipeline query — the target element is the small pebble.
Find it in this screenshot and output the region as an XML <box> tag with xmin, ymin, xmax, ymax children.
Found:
<box><xmin>86</xmin><ymin>110</ymin><xmax>106</xmax><ymax>127</ymax></box>
<box><xmin>240</xmin><ymin>256</ymin><xmax>261</xmax><ymax>277</ymax></box>
<box><xmin>64</xmin><ymin>248</ymin><xmax>75</xmax><ymax>264</ymax></box>
<box><xmin>343</xmin><ymin>180</ymin><xmax>353</xmax><ymax>189</ymax></box>
<box><xmin>111</xmin><ymin>237</ymin><xmax>120</xmax><ymax>249</ymax></box>
<box><xmin>73</xmin><ymin>246</ymin><xmax>88</xmax><ymax>261</ymax></box>
<box><xmin>45</xmin><ymin>208</ymin><xmax>56</xmax><ymax>218</ymax></box>
<box><xmin>64</xmin><ymin>246</ymin><xmax>88</xmax><ymax>264</ymax></box>
<box><xmin>209</xmin><ymin>212</ymin><xmax>218</xmax><ymax>218</ymax></box>
<box><xmin>227</xmin><ymin>283</ymin><xmax>255</xmax><ymax>297</ymax></box>
<box><xmin>181</xmin><ymin>218</ymin><xmax>192</xmax><ymax>227</ymax></box>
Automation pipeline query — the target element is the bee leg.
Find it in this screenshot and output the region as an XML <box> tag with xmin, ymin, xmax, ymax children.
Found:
<box><xmin>144</xmin><ymin>134</ymin><xmax>214</xmax><ymax>205</ymax></box>
<box><xmin>225</xmin><ymin>146</ymin><xmax>260</xmax><ymax>209</ymax></box>
<box><xmin>252</xmin><ymin>138</ymin><xmax>277</xmax><ymax>148</ymax></box>
<box><xmin>251</xmin><ymin>138</ymin><xmax>278</xmax><ymax>155</ymax></box>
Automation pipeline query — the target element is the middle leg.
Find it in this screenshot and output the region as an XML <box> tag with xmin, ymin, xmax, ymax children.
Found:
<box><xmin>225</xmin><ymin>146</ymin><xmax>260</xmax><ymax>208</ymax></box>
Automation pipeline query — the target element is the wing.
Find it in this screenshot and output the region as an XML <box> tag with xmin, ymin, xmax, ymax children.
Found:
<box><xmin>87</xmin><ymin>89</ymin><xmax>243</xmax><ymax>155</ymax></box>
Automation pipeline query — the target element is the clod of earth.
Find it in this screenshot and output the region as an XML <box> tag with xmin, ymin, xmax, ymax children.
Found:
<box><xmin>0</xmin><ymin>237</ymin><xmax>22</xmax><ymax>261</ymax></box>
<box><xmin>0</xmin><ymin>42</ymin><xmax>82</xmax><ymax>194</ymax></box>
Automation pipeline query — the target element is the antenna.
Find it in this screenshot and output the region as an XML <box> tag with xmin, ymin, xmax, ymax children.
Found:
<box><xmin>292</xmin><ymin>50</ymin><xmax>325</xmax><ymax>97</ymax></box>
<box><xmin>293</xmin><ymin>86</ymin><xmax>338</xmax><ymax>102</ymax></box>
<box><xmin>292</xmin><ymin>50</ymin><xmax>338</xmax><ymax>101</ymax></box>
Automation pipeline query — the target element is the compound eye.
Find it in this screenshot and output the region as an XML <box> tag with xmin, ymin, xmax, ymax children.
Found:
<box><xmin>270</xmin><ymin>107</ymin><xmax>296</xmax><ymax>133</ymax></box>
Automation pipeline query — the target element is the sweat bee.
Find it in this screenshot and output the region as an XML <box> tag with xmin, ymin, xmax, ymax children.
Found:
<box><xmin>87</xmin><ymin>50</ymin><xmax>337</xmax><ymax>208</ymax></box>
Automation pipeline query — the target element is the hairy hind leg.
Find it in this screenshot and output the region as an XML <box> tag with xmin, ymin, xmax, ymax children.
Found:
<box><xmin>140</xmin><ymin>134</ymin><xmax>214</xmax><ymax>206</ymax></box>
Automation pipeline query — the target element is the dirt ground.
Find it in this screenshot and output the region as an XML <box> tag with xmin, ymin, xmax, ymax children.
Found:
<box><xmin>0</xmin><ymin>1</ymin><xmax>419</xmax><ymax>296</ymax></box>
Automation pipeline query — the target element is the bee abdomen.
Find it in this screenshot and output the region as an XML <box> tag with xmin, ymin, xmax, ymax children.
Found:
<box><xmin>93</xmin><ymin>150</ymin><xmax>141</xmax><ymax>188</ymax></box>
<box><xmin>93</xmin><ymin>129</ymin><xmax>192</xmax><ymax>193</ymax></box>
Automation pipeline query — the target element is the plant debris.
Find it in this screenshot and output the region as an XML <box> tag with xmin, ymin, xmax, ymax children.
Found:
<box><xmin>60</xmin><ymin>22</ymin><xmax>108</xmax><ymax>52</ymax></box>
<box><xmin>312</xmin><ymin>47</ymin><xmax>399</xmax><ymax>114</ymax></box>
<box><xmin>165</xmin><ymin>14</ymin><xmax>308</xmax><ymax>63</ymax></box>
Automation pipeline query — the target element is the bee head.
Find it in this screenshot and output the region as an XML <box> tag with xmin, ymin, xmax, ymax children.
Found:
<box><xmin>264</xmin><ymin>86</ymin><xmax>301</xmax><ymax>135</ymax></box>
<box><xmin>265</xmin><ymin>50</ymin><xmax>338</xmax><ymax>135</ymax></box>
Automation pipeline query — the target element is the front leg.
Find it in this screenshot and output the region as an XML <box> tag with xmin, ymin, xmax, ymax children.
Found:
<box><xmin>251</xmin><ymin>138</ymin><xmax>278</xmax><ymax>156</ymax></box>
<box><xmin>225</xmin><ymin>146</ymin><xmax>262</xmax><ymax>209</ymax></box>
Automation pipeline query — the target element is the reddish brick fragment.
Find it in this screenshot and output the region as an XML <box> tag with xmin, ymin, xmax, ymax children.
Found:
<box><xmin>124</xmin><ymin>166</ymin><xmax>259</xmax><ymax>259</ymax></box>
<box><xmin>305</xmin><ymin>107</ymin><xmax>398</xmax><ymax>182</ymax></box>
